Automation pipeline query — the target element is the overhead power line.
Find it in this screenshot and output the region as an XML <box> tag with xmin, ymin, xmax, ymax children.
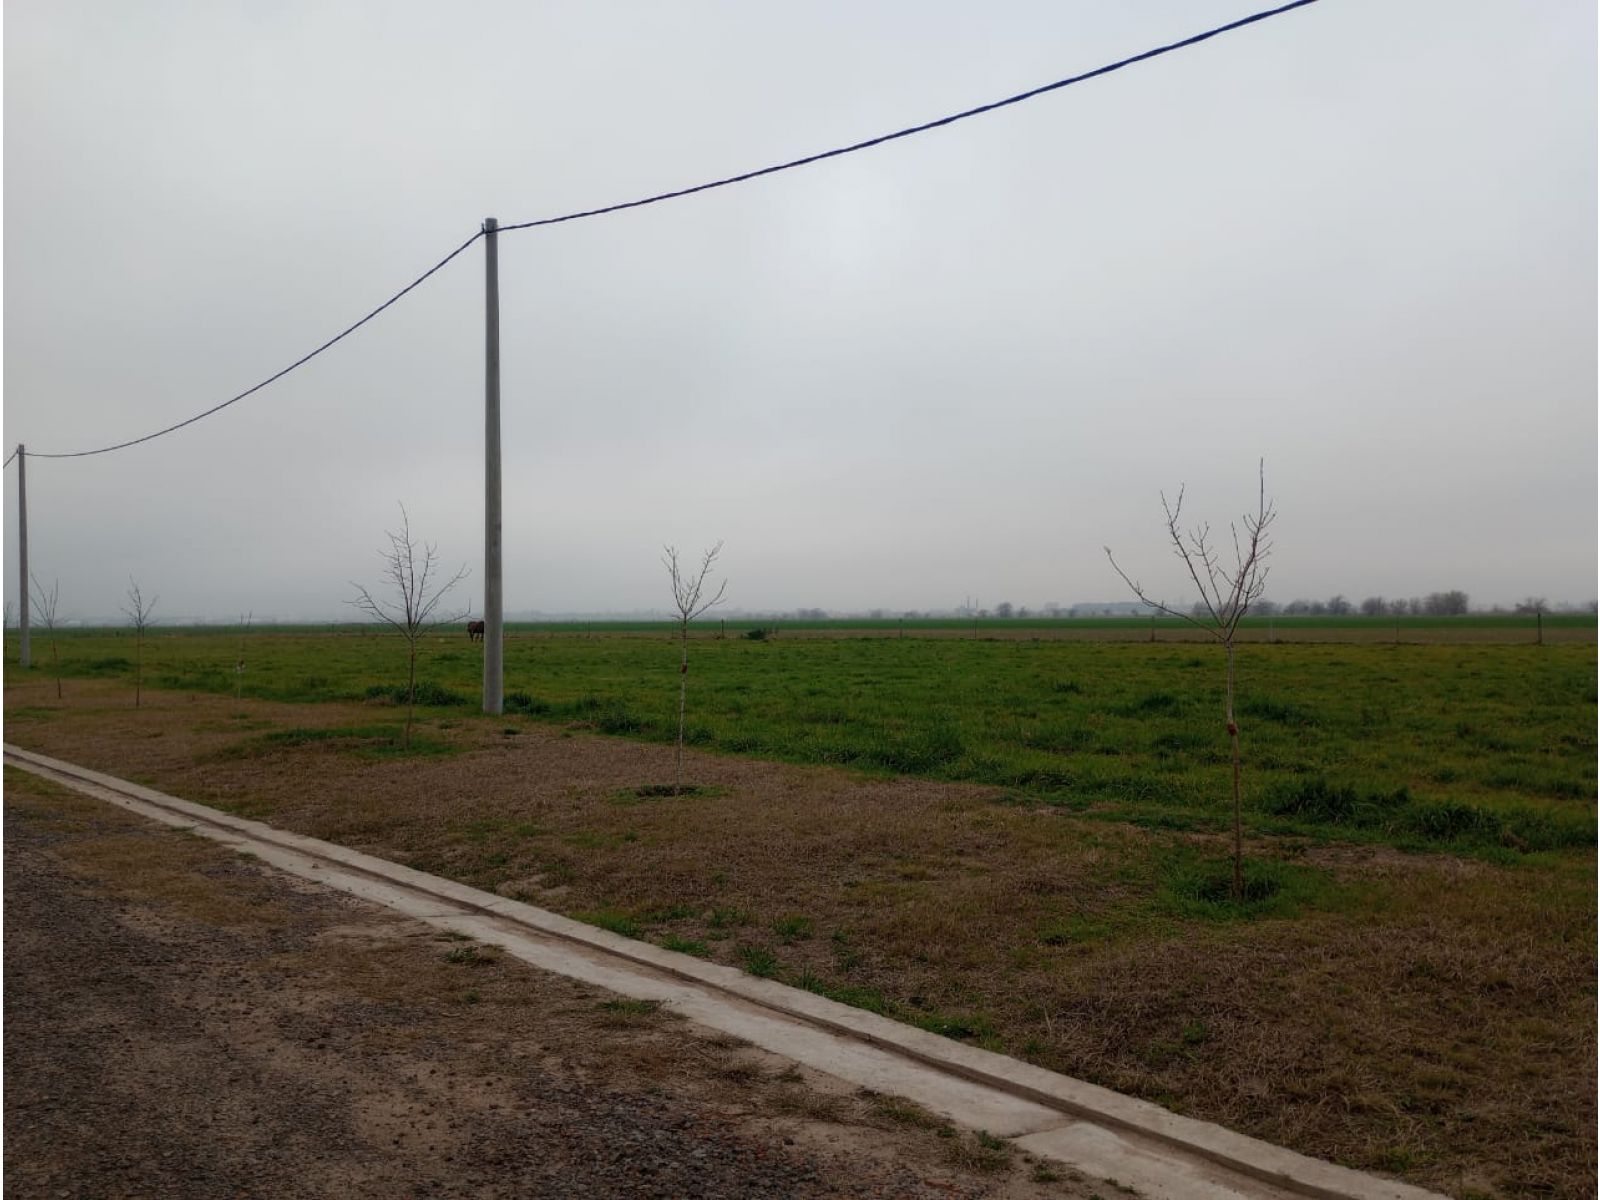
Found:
<box><xmin>25</xmin><ymin>229</ymin><xmax>486</xmax><ymax>460</ymax></box>
<box><xmin>496</xmin><ymin>0</ymin><xmax>1321</xmax><ymax>233</ymax></box>
<box><xmin>18</xmin><ymin>0</ymin><xmax>1319</xmax><ymax>461</ymax></box>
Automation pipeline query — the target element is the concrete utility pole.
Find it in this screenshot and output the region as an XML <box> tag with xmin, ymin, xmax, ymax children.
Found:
<box><xmin>17</xmin><ymin>444</ymin><xmax>31</xmax><ymax>668</ymax></box>
<box><xmin>483</xmin><ymin>218</ymin><xmax>503</xmax><ymax>715</ymax></box>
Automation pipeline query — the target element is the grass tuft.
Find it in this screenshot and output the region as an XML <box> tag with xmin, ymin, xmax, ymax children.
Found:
<box><xmin>576</xmin><ymin>908</ymin><xmax>643</xmax><ymax>939</ymax></box>
<box><xmin>738</xmin><ymin>945</ymin><xmax>779</xmax><ymax>978</ymax></box>
<box><xmin>1157</xmin><ymin>853</ymin><xmax>1340</xmax><ymax>920</ymax></box>
<box><xmin>503</xmin><ymin>691</ymin><xmax>551</xmax><ymax>714</ymax></box>
<box><xmin>442</xmin><ymin>944</ymin><xmax>499</xmax><ymax>967</ymax></box>
<box><xmin>363</xmin><ymin>681</ymin><xmax>468</xmax><ymax>707</ymax></box>
<box><xmin>598</xmin><ymin>998</ymin><xmax>660</xmax><ymax>1017</ymax></box>
<box><xmin>771</xmin><ymin>914</ymin><xmax>813</xmax><ymax>944</ymax></box>
<box><xmin>1262</xmin><ymin>778</ymin><xmax>1595</xmax><ymax>852</ymax></box>
<box><xmin>658</xmin><ymin>934</ymin><xmax>711</xmax><ymax>957</ymax></box>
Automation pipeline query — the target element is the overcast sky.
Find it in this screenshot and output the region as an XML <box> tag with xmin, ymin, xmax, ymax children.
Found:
<box><xmin>5</xmin><ymin>0</ymin><xmax>1595</xmax><ymax>622</ymax></box>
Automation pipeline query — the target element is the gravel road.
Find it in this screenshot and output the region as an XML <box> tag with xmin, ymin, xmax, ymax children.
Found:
<box><xmin>4</xmin><ymin>771</ymin><xmax>1088</xmax><ymax>1199</ymax></box>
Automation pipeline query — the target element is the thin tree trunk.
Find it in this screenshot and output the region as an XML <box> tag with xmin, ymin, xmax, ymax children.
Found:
<box><xmin>405</xmin><ymin>640</ymin><xmax>417</xmax><ymax>749</ymax></box>
<box><xmin>52</xmin><ymin>640</ymin><xmax>60</xmax><ymax>699</ymax></box>
<box><xmin>675</xmin><ymin>621</ymin><xmax>689</xmax><ymax>795</ymax></box>
<box><xmin>1226</xmin><ymin>638</ymin><xmax>1241</xmax><ymax>900</ymax></box>
<box><xmin>135</xmin><ymin>631</ymin><xmax>143</xmax><ymax>708</ymax></box>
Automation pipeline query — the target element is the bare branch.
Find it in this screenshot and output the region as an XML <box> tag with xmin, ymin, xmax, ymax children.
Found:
<box><xmin>29</xmin><ymin>573</ymin><xmax>59</xmax><ymax>632</ymax></box>
<box><xmin>31</xmin><ymin>573</ymin><xmax>64</xmax><ymax>699</ymax></box>
<box><xmin>348</xmin><ymin>504</ymin><xmax>469</xmax><ymax>749</ymax></box>
<box><xmin>1218</xmin><ymin>460</ymin><xmax>1276</xmax><ymax>634</ymax></box>
<box><xmin>121</xmin><ymin>576</ymin><xmax>157</xmax><ymax>708</ymax></box>
<box><xmin>664</xmin><ymin>540</ymin><xmax>728</xmax><ymax>624</ymax></box>
<box><xmin>1160</xmin><ymin>488</ymin><xmax>1225</xmax><ymax>627</ymax></box>
<box><xmin>664</xmin><ymin>540</ymin><xmax>728</xmax><ymax>795</ymax></box>
<box><xmin>348</xmin><ymin>582</ymin><xmax>412</xmax><ymax>637</ymax></box>
<box><xmin>120</xmin><ymin>577</ymin><xmax>157</xmax><ymax>631</ymax></box>
<box><xmin>348</xmin><ymin>504</ymin><xmax>470</xmax><ymax>640</ymax></box>
<box><xmin>1103</xmin><ymin>546</ymin><xmax>1221</xmax><ymax>639</ymax></box>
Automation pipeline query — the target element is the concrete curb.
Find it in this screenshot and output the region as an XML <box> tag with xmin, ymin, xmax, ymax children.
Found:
<box><xmin>4</xmin><ymin>743</ymin><xmax>1443</xmax><ymax>1200</ymax></box>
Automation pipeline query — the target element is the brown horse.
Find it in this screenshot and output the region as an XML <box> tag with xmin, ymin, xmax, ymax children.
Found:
<box><xmin>466</xmin><ymin>620</ymin><xmax>485</xmax><ymax>642</ymax></box>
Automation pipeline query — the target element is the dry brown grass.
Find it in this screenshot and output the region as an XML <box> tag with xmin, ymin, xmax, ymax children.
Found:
<box><xmin>3</xmin><ymin>769</ymin><xmax>292</xmax><ymax>927</ymax></box>
<box><xmin>56</xmin><ymin>830</ymin><xmax>294</xmax><ymax>927</ymax></box>
<box><xmin>6</xmin><ymin>677</ymin><xmax>1595</xmax><ymax>1198</ymax></box>
<box><xmin>945</xmin><ymin>1132</ymin><xmax>1013</xmax><ymax>1174</ymax></box>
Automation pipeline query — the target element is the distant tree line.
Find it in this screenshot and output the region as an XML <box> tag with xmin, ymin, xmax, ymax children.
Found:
<box><xmin>1245</xmin><ymin>591</ymin><xmax>1471</xmax><ymax>618</ymax></box>
<box><xmin>1249</xmin><ymin>595</ymin><xmax>1591</xmax><ymax>617</ymax></box>
<box><xmin>982</xmin><ymin>593</ymin><xmax>1484</xmax><ymax>618</ymax></box>
<box><xmin>720</xmin><ymin>593</ymin><xmax>1600</xmax><ymax>622</ymax></box>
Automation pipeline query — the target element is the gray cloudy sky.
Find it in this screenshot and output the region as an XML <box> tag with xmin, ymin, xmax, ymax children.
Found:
<box><xmin>5</xmin><ymin>0</ymin><xmax>1595</xmax><ymax>622</ymax></box>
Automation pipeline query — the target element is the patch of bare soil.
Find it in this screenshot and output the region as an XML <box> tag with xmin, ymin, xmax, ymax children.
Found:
<box><xmin>3</xmin><ymin>771</ymin><xmax>1090</xmax><ymax>1199</ymax></box>
<box><xmin>7</xmin><ymin>678</ymin><xmax>1596</xmax><ymax>1198</ymax></box>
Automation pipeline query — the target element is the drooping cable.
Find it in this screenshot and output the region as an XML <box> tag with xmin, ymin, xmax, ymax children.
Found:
<box><xmin>28</xmin><ymin>229</ymin><xmax>486</xmax><ymax>459</ymax></box>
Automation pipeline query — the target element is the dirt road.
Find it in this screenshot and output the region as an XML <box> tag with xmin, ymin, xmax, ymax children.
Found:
<box><xmin>3</xmin><ymin>769</ymin><xmax>1089</xmax><ymax>1199</ymax></box>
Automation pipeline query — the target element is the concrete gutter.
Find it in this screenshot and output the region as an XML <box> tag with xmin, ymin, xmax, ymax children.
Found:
<box><xmin>5</xmin><ymin>743</ymin><xmax>1445</xmax><ymax>1200</ymax></box>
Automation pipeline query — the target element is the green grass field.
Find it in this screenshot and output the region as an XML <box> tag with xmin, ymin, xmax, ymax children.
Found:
<box><xmin>12</xmin><ymin>621</ymin><xmax>1596</xmax><ymax>858</ymax></box>
<box><xmin>17</xmin><ymin>612</ymin><xmax>1593</xmax><ymax>637</ymax></box>
<box><xmin>6</xmin><ymin>622</ymin><xmax>1595</xmax><ymax>1194</ymax></box>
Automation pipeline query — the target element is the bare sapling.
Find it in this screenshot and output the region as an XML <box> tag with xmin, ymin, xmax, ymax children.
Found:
<box><xmin>663</xmin><ymin>541</ymin><xmax>727</xmax><ymax>795</ymax></box>
<box><xmin>29</xmin><ymin>574</ymin><xmax>62</xmax><ymax>699</ymax></box>
<box><xmin>235</xmin><ymin>611</ymin><xmax>252</xmax><ymax>703</ymax></box>
<box><xmin>1105</xmin><ymin>462</ymin><xmax>1275</xmax><ymax>901</ymax></box>
<box><xmin>349</xmin><ymin>504</ymin><xmax>468</xmax><ymax>749</ymax></box>
<box><xmin>121</xmin><ymin>577</ymin><xmax>158</xmax><ymax>709</ymax></box>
